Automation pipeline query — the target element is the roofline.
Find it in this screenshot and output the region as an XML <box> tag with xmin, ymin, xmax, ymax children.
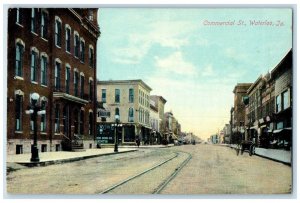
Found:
<box><xmin>233</xmin><ymin>83</ymin><xmax>253</xmax><ymax>93</ymax></box>
<box><xmin>247</xmin><ymin>75</ymin><xmax>263</xmax><ymax>94</ymax></box>
<box><xmin>97</xmin><ymin>79</ymin><xmax>152</xmax><ymax>91</ymax></box>
<box><xmin>271</xmin><ymin>48</ymin><xmax>292</xmax><ymax>76</ymax></box>
<box><xmin>151</xmin><ymin>95</ymin><xmax>167</xmax><ymax>104</ymax></box>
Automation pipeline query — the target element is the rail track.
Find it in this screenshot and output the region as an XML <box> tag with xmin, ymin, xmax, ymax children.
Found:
<box><xmin>99</xmin><ymin>151</ymin><xmax>192</xmax><ymax>194</ymax></box>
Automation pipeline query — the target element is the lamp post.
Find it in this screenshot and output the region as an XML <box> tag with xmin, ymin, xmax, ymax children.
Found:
<box><xmin>26</xmin><ymin>93</ymin><xmax>41</xmax><ymax>162</ymax></box>
<box><xmin>114</xmin><ymin>114</ymin><xmax>120</xmax><ymax>152</ymax></box>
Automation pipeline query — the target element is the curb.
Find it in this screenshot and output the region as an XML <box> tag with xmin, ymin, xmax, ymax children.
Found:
<box><xmin>225</xmin><ymin>145</ymin><xmax>291</xmax><ymax>166</ymax></box>
<box><xmin>15</xmin><ymin>149</ymin><xmax>138</xmax><ymax>167</ymax></box>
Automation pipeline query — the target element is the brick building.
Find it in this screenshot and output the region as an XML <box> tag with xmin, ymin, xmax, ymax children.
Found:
<box><xmin>7</xmin><ymin>8</ymin><xmax>100</xmax><ymax>154</ymax></box>
<box><xmin>231</xmin><ymin>83</ymin><xmax>252</xmax><ymax>143</ymax></box>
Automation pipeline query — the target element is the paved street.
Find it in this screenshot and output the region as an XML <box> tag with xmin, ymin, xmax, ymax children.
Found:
<box><xmin>6</xmin><ymin>144</ymin><xmax>291</xmax><ymax>195</ymax></box>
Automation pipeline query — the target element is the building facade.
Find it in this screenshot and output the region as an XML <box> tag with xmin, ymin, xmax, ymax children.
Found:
<box><xmin>7</xmin><ymin>8</ymin><xmax>100</xmax><ymax>154</ymax></box>
<box><xmin>231</xmin><ymin>83</ymin><xmax>252</xmax><ymax>144</ymax></box>
<box><xmin>271</xmin><ymin>49</ymin><xmax>292</xmax><ymax>150</ymax></box>
<box><xmin>150</xmin><ymin>95</ymin><xmax>167</xmax><ymax>141</ymax></box>
<box><xmin>96</xmin><ymin>80</ymin><xmax>152</xmax><ymax>145</ymax></box>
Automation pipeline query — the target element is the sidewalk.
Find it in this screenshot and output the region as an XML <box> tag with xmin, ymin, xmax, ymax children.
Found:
<box><xmin>6</xmin><ymin>148</ymin><xmax>137</xmax><ymax>167</ymax></box>
<box><xmin>226</xmin><ymin>144</ymin><xmax>291</xmax><ymax>165</ymax></box>
<box><xmin>6</xmin><ymin>144</ymin><xmax>174</xmax><ymax>167</ymax></box>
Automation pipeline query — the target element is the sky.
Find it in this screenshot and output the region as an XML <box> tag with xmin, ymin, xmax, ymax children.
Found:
<box><xmin>97</xmin><ymin>8</ymin><xmax>292</xmax><ymax>140</ymax></box>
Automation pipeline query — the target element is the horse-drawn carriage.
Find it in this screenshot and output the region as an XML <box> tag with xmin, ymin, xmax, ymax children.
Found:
<box><xmin>236</xmin><ymin>140</ymin><xmax>255</xmax><ymax>156</ymax></box>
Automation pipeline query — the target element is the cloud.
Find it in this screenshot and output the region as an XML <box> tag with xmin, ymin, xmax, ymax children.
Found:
<box><xmin>110</xmin><ymin>20</ymin><xmax>199</xmax><ymax>64</ymax></box>
<box><xmin>201</xmin><ymin>64</ymin><xmax>214</xmax><ymax>76</ymax></box>
<box><xmin>154</xmin><ymin>51</ymin><xmax>197</xmax><ymax>76</ymax></box>
<box><xmin>224</xmin><ymin>47</ymin><xmax>247</xmax><ymax>61</ymax></box>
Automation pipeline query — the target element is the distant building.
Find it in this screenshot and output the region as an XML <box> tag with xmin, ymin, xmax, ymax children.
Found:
<box><xmin>96</xmin><ymin>80</ymin><xmax>152</xmax><ymax>145</ymax></box>
<box><xmin>150</xmin><ymin>98</ymin><xmax>160</xmax><ymax>144</ymax></box>
<box><xmin>231</xmin><ymin>83</ymin><xmax>252</xmax><ymax>143</ymax></box>
<box><xmin>7</xmin><ymin>8</ymin><xmax>100</xmax><ymax>154</ymax></box>
<box><xmin>150</xmin><ymin>95</ymin><xmax>167</xmax><ymax>143</ymax></box>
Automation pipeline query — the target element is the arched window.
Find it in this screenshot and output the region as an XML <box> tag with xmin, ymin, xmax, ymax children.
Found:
<box><xmin>40</xmin><ymin>53</ymin><xmax>48</xmax><ymax>86</ymax></box>
<box><xmin>15</xmin><ymin>89</ymin><xmax>24</xmax><ymax>131</ymax></box>
<box><xmin>15</xmin><ymin>40</ymin><xmax>25</xmax><ymax>77</ymax></box>
<box><xmin>55</xmin><ymin>16</ymin><xmax>62</xmax><ymax>47</ymax></box>
<box><xmin>65</xmin><ymin>24</ymin><xmax>71</xmax><ymax>52</ymax></box>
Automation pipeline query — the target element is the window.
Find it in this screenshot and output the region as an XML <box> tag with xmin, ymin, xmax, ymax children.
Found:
<box><xmin>15</xmin><ymin>43</ymin><xmax>24</xmax><ymax>77</ymax></box>
<box><xmin>74</xmin><ymin>109</ymin><xmax>79</xmax><ymax>134</ymax></box>
<box><xmin>16</xmin><ymin>145</ymin><xmax>23</xmax><ymax>154</ymax></box>
<box><xmin>80</xmin><ymin>110</ymin><xmax>84</xmax><ymax>135</ymax></box>
<box><xmin>31</xmin><ymin>8</ymin><xmax>37</xmax><ymax>33</ymax></box>
<box><xmin>55</xmin><ymin>18</ymin><xmax>62</xmax><ymax>47</ymax></box>
<box><xmin>65</xmin><ymin>26</ymin><xmax>71</xmax><ymax>52</ymax></box>
<box><xmin>88</xmin><ymin>9</ymin><xmax>94</xmax><ymax>21</ymax></box>
<box><xmin>102</xmin><ymin>89</ymin><xmax>106</xmax><ymax>103</ymax></box>
<box><xmin>276</xmin><ymin>95</ymin><xmax>281</xmax><ymax>113</ymax></box>
<box><xmin>54</xmin><ymin>104</ymin><xmax>60</xmax><ymax>133</ymax></box>
<box><xmin>41</xmin><ymin>55</ymin><xmax>47</xmax><ymax>85</ymax></box>
<box><xmin>89</xmin><ymin>80</ymin><xmax>93</xmax><ymax>101</ymax></box>
<box><xmin>115</xmin><ymin>89</ymin><xmax>120</xmax><ymax>103</ymax></box>
<box><xmin>283</xmin><ymin>91</ymin><xmax>289</xmax><ymax>110</ymax></box>
<box><xmin>80</xmin><ymin>75</ymin><xmax>84</xmax><ymax>99</ymax></box>
<box><xmin>74</xmin><ymin>33</ymin><xmax>79</xmax><ymax>57</ymax></box>
<box><xmin>80</xmin><ymin>39</ymin><xmax>85</xmax><ymax>62</ymax></box>
<box><xmin>129</xmin><ymin>88</ymin><xmax>134</xmax><ymax>103</ymax></box>
<box><xmin>89</xmin><ymin>46</ymin><xmax>94</xmax><ymax>67</ymax></box>
<box><xmin>55</xmin><ymin>61</ymin><xmax>61</xmax><ymax>90</ymax></box>
<box><xmin>74</xmin><ymin>71</ymin><xmax>79</xmax><ymax>96</ymax></box>
<box><xmin>16</xmin><ymin>8</ymin><xmax>22</xmax><ymax>25</ymax></box>
<box><xmin>65</xmin><ymin>66</ymin><xmax>70</xmax><ymax>94</ymax></box>
<box><xmin>41</xmin><ymin>11</ymin><xmax>48</xmax><ymax>39</ymax></box>
<box><xmin>128</xmin><ymin>108</ymin><xmax>134</xmax><ymax>122</ymax></box>
<box><xmin>41</xmin><ymin>100</ymin><xmax>47</xmax><ymax>132</ymax></box>
<box><xmin>30</xmin><ymin>50</ymin><xmax>37</xmax><ymax>82</ymax></box>
<box><xmin>89</xmin><ymin>112</ymin><xmax>93</xmax><ymax>135</ymax></box>
<box><xmin>15</xmin><ymin>94</ymin><xmax>23</xmax><ymax>131</ymax></box>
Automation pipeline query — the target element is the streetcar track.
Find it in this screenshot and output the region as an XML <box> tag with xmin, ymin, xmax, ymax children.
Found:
<box><xmin>153</xmin><ymin>152</ymin><xmax>192</xmax><ymax>194</ymax></box>
<box><xmin>99</xmin><ymin>151</ymin><xmax>192</xmax><ymax>194</ymax></box>
<box><xmin>99</xmin><ymin>152</ymin><xmax>179</xmax><ymax>194</ymax></box>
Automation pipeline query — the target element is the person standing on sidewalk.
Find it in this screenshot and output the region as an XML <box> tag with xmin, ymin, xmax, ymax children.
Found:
<box><xmin>136</xmin><ymin>137</ymin><xmax>140</xmax><ymax>148</ymax></box>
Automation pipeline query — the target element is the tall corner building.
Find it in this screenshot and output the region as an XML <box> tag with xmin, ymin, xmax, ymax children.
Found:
<box><xmin>7</xmin><ymin>8</ymin><xmax>100</xmax><ymax>154</ymax></box>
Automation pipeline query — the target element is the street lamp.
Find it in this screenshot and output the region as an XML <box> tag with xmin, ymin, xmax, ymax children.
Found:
<box><xmin>25</xmin><ymin>93</ymin><xmax>45</xmax><ymax>162</ymax></box>
<box><xmin>114</xmin><ymin>114</ymin><xmax>120</xmax><ymax>152</ymax></box>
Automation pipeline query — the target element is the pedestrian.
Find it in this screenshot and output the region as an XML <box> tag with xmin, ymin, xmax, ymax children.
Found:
<box><xmin>136</xmin><ymin>137</ymin><xmax>140</xmax><ymax>148</ymax></box>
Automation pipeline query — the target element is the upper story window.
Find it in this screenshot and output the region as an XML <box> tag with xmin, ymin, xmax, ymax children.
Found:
<box><xmin>129</xmin><ymin>88</ymin><xmax>134</xmax><ymax>103</ymax></box>
<box><xmin>74</xmin><ymin>70</ymin><xmax>79</xmax><ymax>97</ymax></box>
<box><xmin>65</xmin><ymin>65</ymin><xmax>71</xmax><ymax>94</ymax></box>
<box><xmin>89</xmin><ymin>45</ymin><xmax>94</xmax><ymax>68</ymax></box>
<box><xmin>283</xmin><ymin>90</ymin><xmax>290</xmax><ymax>110</ymax></box>
<box><xmin>128</xmin><ymin>108</ymin><xmax>134</xmax><ymax>122</ymax></box>
<box><xmin>101</xmin><ymin>89</ymin><xmax>106</xmax><ymax>103</ymax></box>
<box><xmin>80</xmin><ymin>38</ymin><xmax>85</xmax><ymax>62</ymax></box>
<box><xmin>40</xmin><ymin>53</ymin><xmax>48</xmax><ymax>86</ymax></box>
<box><xmin>30</xmin><ymin>48</ymin><xmax>38</xmax><ymax>82</ymax></box>
<box><xmin>31</xmin><ymin>8</ymin><xmax>37</xmax><ymax>33</ymax></box>
<box><xmin>80</xmin><ymin>74</ymin><xmax>85</xmax><ymax>99</ymax></box>
<box><xmin>115</xmin><ymin>89</ymin><xmax>120</xmax><ymax>103</ymax></box>
<box><xmin>65</xmin><ymin>25</ymin><xmax>71</xmax><ymax>53</ymax></box>
<box><xmin>276</xmin><ymin>95</ymin><xmax>281</xmax><ymax>113</ymax></box>
<box><xmin>55</xmin><ymin>17</ymin><xmax>62</xmax><ymax>47</ymax></box>
<box><xmin>74</xmin><ymin>32</ymin><xmax>80</xmax><ymax>58</ymax></box>
<box><xmin>55</xmin><ymin>59</ymin><xmax>61</xmax><ymax>90</ymax></box>
<box><xmin>16</xmin><ymin>8</ymin><xmax>22</xmax><ymax>25</ymax></box>
<box><xmin>41</xmin><ymin>11</ymin><xmax>48</xmax><ymax>39</ymax></box>
<box><xmin>89</xmin><ymin>78</ymin><xmax>93</xmax><ymax>101</ymax></box>
<box><xmin>15</xmin><ymin>41</ymin><xmax>24</xmax><ymax>77</ymax></box>
<box><xmin>88</xmin><ymin>9</ymin><xmax>94</xmax><ymax>21</ymax></box>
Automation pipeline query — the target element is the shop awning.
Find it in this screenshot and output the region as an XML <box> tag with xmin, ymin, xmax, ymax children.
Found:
<box><xmin>273</xmin><ymin>129</ymin><xmax>283</xmax><ymax>134</ymax></box>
